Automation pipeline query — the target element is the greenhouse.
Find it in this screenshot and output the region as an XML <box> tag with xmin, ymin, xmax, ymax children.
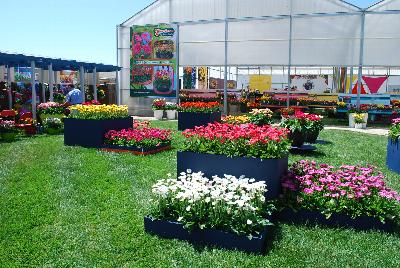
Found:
<box><xmin>118</xmin><ymin>0</ymin><xmax>400</xmax><ymax>115</ymax></box>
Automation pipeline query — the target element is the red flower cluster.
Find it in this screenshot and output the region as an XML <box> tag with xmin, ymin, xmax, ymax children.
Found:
<box><xmin>182</xmin><ymin>123</ymin><xmax>290</xmax><ymax>159</ymax></box>
<box><xmin>178</xmin><ymin>102</ymin><xmax>220</xmax><ymax>113</ymax></box>
<box><xmin>105</xmin><ymin>128</ymin><xmax>172</xmax><ymax>148</ymax></box>
<box><xmin>83</xmin><ymin>100</ymin><xmax>101</xmax><ymax>106</ymax></box>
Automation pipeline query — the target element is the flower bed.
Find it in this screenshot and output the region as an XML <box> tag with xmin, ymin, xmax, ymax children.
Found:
<box><xmin>102</xmin><ymin>127</ymin><xmax>172</xmax><ymax>155</ymax></box>
<box><xmin>387</xmin><ymin>118</ymin><xmax>400</xmax><ymax>174</ymax></box>
<box><xmin>146</xmin><ymin>171</ymin><xmax>275</xmax><ymax>254</ymax></box>
<box><xmin>37</xmin><ymin>102</ymin><xmax>66</xmax><ymax>122</ymax></box>
<box><xmin>178</xmin><ymin>102</ymin><xmax>221</xmax><ymax>131</ymax></box>
<box><xmin>280</xmin><ymin>160</ymin><xmax>400</xmax><ymax>230</ymax></box>
<box><xmin>178</xmin><ymin>123</ymin><xmax>290</xmax><ymax>199</ymax></box>
<box><xmin>64</xmin><ymin>104</ymin><xmax>132</xmax><ymax>148</ymax></box>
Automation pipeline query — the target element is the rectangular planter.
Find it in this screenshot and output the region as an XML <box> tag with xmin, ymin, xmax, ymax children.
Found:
<box><xmin>177</xmin><ymin>151</ymin><xmax>288</xmax><ymax>199</ymax></box>
<box><xmin>64</xmin><ymin>117</ymin><xmax>132</xmax><ymax>148</ymax></box>
<box><xmin>144</xmin><ymin>216</ymin><xmax>272</xmax><ymax>254</ymax></box>
<box><xmin>387</xmin><ymin>139</ymin><xmax>400</xmax><ymax>174</ymax></box>
<box><xmin>277</xmin><ymin>209</ymin><xmax>396</xmax><ymax>232</ymax></box>
<box><xmin>178</xmin><ymin>112</ymin><xmax>221</xmax><ymax>131</ymax></box>
<box><xmin>101</xmin><ymin>142</ymin><xmax>172</xmax><ymax>156</ymax></box>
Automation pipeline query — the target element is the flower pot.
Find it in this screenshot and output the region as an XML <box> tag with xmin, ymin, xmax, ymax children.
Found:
<box><xmin>177</xmin><ymin>151</ymin><xmax>288</xmax><ymax>200</ymax></box>
<box><xmin>1</xmin><ymin>132</ymin><xmax>17</xmax><ymax>142</ymax></box>
<box><xmin>387</xmin><ymin>139</ymin><xmax>400</xmax><ymax>174</ymax></box>
<box><xmin>178</xmin><ymin>112</ymin><xmax>221</xmax><ymax>131</ymax></box>
<box><xmin>304</xmin><ymin>130</ymin><xmax>320</xmax><ymax>144</ymax></box>
<box><xmin>355</xmin><ymin>123</ymin><xmax>364</xmax><ymax>129</ymax></box>
<box><xmin>349</xmin><ymin>113</ymin><xmax>368</xmax><ymax>128</ymax></box>
<box><xmin>144</xmin><ymin>216</ymin><xmax>273</xmax><ymax>254</ymax></box>
<box><xmin>166</xmin><ymin>110</ymin><xmax>176</xmax><ymax>120</ymax></box>
<box><xmin>153</xmin><ymin>110</ymin><xmax>164</xmax><ymax>120</ymax></box>
<box><xmin>288</xmin><ymin>130</ymin><xmax>305</xmax><ymax>148</ymax></box>
<box><xmin>64</xmin><ymin>117</ymin><xmax>133</xmax><ymax>148</ymax></box>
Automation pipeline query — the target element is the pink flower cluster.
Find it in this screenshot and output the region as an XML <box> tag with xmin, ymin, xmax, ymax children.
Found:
<box><xmin>283</xmin><ymin>160</ymin><xmax>400</xmax><ymax>201</ymax></box>
<box><xmin>183</xmin><ymin>123</ymin><xmax>288</xmax><ymax>145</ymax></box>
<box><xmin>133</xmin><ymin>32</ymin><xmax>152</xmax><ymax>58</ymax></box>
<box><xmin>392</xmin><ymin>118</ymin><xmax>400</xmax><ymax>125</ymax></box>
<box><xmin>105</xmin><ymin>128</ymin><xmax>172</xmax><ymax>148</ymax></box>
<box><xmin>37</xmin><ymin>102</ymin><xmax>62</xmax><ymax>109</ymax></box>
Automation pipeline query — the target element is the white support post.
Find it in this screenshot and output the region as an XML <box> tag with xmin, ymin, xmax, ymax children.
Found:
<box><xmin>93</xmin><ymin>67</ymin><xmax>97</xmax><ymax>101</ymax></box>
<box><xmin>357</xmin><ymin>11</ymin><xmax>366</xmax><ymax>109</ymax></box>
<box><xmin>223</xmin><ymin>0</ymin><xmax>229</xmax><ymax>115</ymax></box>
<box><xmin>175</xmin><ymin>24</ymin><xmax>180</xmax><ymax>102</ymax></box>
<box><xmin>80</xmin><ymin>65</ymin><xmax>85</xmax><ymax>102</ymax></box>
<box><xmin>287</xmin><ymin>11</ymin><xmax>293</xmax><ymax>108</ymax></box>
<box><xmin>7</xmin><ymin>65</ymin><xmax>12</xmax><ymax>109</ymax></box>
<box><xmin>349</xmin><ymin>67</ymin><xmax>354</xmax><ymax>93</ymax></box>
<box><xmin>31</xmin><ymin>61</ymin><xmax>37</xmax><ymax>120</ymax></box>
<box><xmin>116</xmin><ymin>25</ymin><xmax>121</xmax><ymax>105</ymax></box>
<box><xmin>49</xmin><ymin>63</ymin><xmax>54</xmax><ymax>102</ymax></box>
<box><xmin>41</xmin><ymin>68</ymin><xmax>45</xmax><ymax>103</ymax></box>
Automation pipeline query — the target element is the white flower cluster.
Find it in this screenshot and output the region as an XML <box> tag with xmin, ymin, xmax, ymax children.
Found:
<box><xmin>151</xmin><ymin>170</ymin><xmax>273</xmax><ymax>236</ymax></box>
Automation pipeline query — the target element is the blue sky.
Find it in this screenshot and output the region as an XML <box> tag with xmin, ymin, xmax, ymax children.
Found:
<box><xmin>1</xmin><ymin>0</ymin><xmax>378</xmax><ymax>65</ymax></box>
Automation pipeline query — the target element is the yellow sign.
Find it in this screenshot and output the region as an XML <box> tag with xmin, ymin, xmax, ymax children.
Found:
<box><xmin>249</xmin><ymin>75</ymin><xmax>272</xmax><ymax>92</ymax></box>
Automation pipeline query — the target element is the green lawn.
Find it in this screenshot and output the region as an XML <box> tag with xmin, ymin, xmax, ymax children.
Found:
<box><xmin>1</xmin><ymin>121</ymin><xmax>399</xmax><ymax>268</ymax></box>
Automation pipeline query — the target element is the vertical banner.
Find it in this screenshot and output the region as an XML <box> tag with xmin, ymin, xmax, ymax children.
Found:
<box><xmin>198</xmin><ymin>67</ymin><xmax>208</xmax><ymax>90</ymax></box>
<box><xmin>183</xmin><ymin>67</ymin><xmax>196</xmax><ymax>89</ymax></box>
<box><xmin>130</xmin><ymin>24</ymin><xmax>177</xmax><ymax>97</ymax></box>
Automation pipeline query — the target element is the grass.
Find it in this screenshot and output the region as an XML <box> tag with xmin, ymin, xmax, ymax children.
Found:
<box><xmin>1</xmin><ymin>121</ymin><xmax>399</xmax><ymax>267</ymax></box>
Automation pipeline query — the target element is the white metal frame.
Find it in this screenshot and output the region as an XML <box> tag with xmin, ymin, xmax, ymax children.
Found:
<box><xmin>118</xmin><ymin>0</ymin><xmax>400</xmax><ymax>111</ymax></box>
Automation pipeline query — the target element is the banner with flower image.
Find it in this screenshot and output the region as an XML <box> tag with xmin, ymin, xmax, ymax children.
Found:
<box><xmin>130</xmin><ymin>24</ymin><xmax>177</xmax><ymax>97</ymax></box>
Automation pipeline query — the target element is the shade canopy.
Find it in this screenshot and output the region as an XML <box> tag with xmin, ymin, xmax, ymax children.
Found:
<box><xmin>119</xmin><ymin>0</ymin><xmax>400</xmax><ymax>67</ymax></box>
<box><xmin>0</xmin><ymin>51</ymin><xmax>119</xmax><ymax>72</ymax></box>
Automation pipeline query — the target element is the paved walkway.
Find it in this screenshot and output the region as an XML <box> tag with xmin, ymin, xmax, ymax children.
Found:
<box><xmin>132</xmin><ymin>116</ymin><xmax>389</xmax><ymax>136</ymax></box>
<box><xmin>325</xmin><ymin>126</ymin><xmax>388</xmax><ymax>136</ymax></box>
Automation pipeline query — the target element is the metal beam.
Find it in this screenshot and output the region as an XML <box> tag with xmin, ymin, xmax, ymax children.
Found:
<box><xmin>31</xmin><ymin>61</ymin><xmax>37</xmax><ymax>120</ymax></box>
<box><xmin>80</xmin><ymin>65</ymin><xmax>85</xmax><ymax>102</ymax></box>
<box><xmin>175</xmin><ymin>24</ymin><xmax>180</xmax><ymax>102</ymax></box>
<box><xmin>116</xmin><ymin>25</ymin><xmax>121</xmax><ymax>105</ymax></box>
<box><xmin>223</xmin><ymin>0</ymin><xmax>229</xmax><ymax>115</ymax></box>
<box><xmin>49</xmin><ymin>63</ymin><xmax>54</xmax><ymax>102</ymax></box>
<box><xmin>7</xmin><ymin>66</ymin><xmax>12</xmax><ymax>109</ymax></box>
<box><xmin>93</xmin><ymin>67</ymin><xmax>97</xmax><ymax>101</ymax></box>
<box><xmin>357</xmin><ymin>10</ymin><xmax>366</xmax><ymax>109</ymax></box>
<box><xmin>287</xmin><ymin>1</ymin><xmax>293</xmax><ymax>108</ymax></box>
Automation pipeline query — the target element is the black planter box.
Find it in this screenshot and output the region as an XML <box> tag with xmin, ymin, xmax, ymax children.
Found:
<box><xmin>101</xmin><ymin>142</ymin><xmax>171</xmax><ymax>155</ymax></box>
<box><xmin>178</xmin><ymin>112</ymin><xmax>221</xmax><ymax>131</ymax></box>
<box><xmin>144</xmin><ymin>216</ymin><xmax>272</xmax><ymax>254</ymax></box>
<box><xmin>64</xmin><ymin>117</ymin><xmax>132</xmax><ymax>148</ymax></box>
<box><xmin>387</xmin><ymin>139</ymin><xmax>400</xmax><ymax>174</ymax></box>
<box><xmin>177</xmin><ymin>151</ymin><xmax>288</xmax><ymax>199</ymax></box>
<box><xmin>277</xmin><ymin>208</ymin><xmax>396</xmax><ymax>232</ymax></box>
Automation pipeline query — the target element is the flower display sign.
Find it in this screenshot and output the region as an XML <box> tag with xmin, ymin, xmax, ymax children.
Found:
<box><xmin>130</xmin><ymin>24</ymin><xmax>177</xmax><ymax>97</ymax></box>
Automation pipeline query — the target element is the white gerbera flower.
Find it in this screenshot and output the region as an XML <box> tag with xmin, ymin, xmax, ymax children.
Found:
<box><xmin>247</xmin><ymin>219</ymin><xmax>253</xmax><ymax>225</ymax></box>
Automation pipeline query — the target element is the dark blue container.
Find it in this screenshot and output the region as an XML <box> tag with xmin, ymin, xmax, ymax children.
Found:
<box><xmin>144</xmin><ymin>216</ymin><xmax>273</xmax><ymax>254</ymax></box>
<box><xmin>177</xmin><ymin>151</ymin><xmax>288</xmax><ymax>200</ymax></box>
<box><xmin>387</xmin><ymin>138</ymin><xmax>400</xmax><ymax>174</ymax></box>
<box><xmin>277</xmin><ymin>209</ymin><xmax>396</xmax><ymax>232</ymax></box>
<box><xmin>178</xmin><ymin>112</ymin><xmax>221</xmax><ymax>131</ymax></box>
<box><xmin>64</xmin><ymin>117</ymin><xmax>133</xmax><ymax>148</ymax></box>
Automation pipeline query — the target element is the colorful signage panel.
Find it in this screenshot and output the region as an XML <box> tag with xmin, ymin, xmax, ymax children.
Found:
<box><xmin>249</xmin><ymin>75</ymin><xmax>272</xmax><ymax>92</ymax></box>
<box><xmin>130</xmin><ymin>24</ymin><xmax>177</xmax><ymax>97</ymax></box>
<box><xmin>198</xmin><ymin>67</ymin><xmax>208</xmax><ymax>90</ymax></box>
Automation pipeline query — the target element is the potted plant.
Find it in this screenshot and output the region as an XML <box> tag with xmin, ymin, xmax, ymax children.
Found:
<box><xmin>179</xmin><ymin>123</ymin><xmax>290</xmax><ymax>199</ymax></box>
<box><xmin>43</xmin><ymin>118</ymin><xmax>63</xmax><ymax>135</ymax></box>
<box><xmin>387</xmin><ymin>118</ymin><xmax>400</xmax><ymax>174</ymax></box>
<box><xmin>304</xmin><ymin>114</ymin><xmax>324</xmax><ymax>143</ymax></box>
<box><xmin>353</xmin><ymin>113</ymin><xmax>366</xmax><ymax>129</ymax></box>
<box><xmin>0</xmin><ymin>120</ymin><xmax>18</xmax><ymax>142</ymax></box>
<box><xmin>248</xmin><ymin>108</ymin><xmax>273</xmax><ymax>126</ymax></box>
<box><xmin>280</xmin><ymin>113</ymin><xmax>309</xmax><ymax>148</ymax></box>
<box><xmin>177</xmin><ymin>101</ymin><xmax>221</xmax><ymax>131</ymax></box>
<box><xmin>152</xmin><ymin>99</ymin><xmax>166</xmax><ymax>120</ymax></box>
<box><xmin>37</xmin><ymin>102</ymin><xmax>66</xmax><ymax>122</ymax></box>
<box><xmin>103</xmin><ymin>127</ymin><xmax>172</xmax><ymax>155</ymax></box>
<box><xmin>279</xmin><ymin>160</ymin><xmax>400</xmax><ymax>231</ymax></box>
<box><xmin>165</xmin><ymin>102</ymin><xmax>177</xmax><ymax>120</ymax></box>
<box><xmin>145</xmin><ymin>171</ymin><xmax>275</xmax><ymax>254</ymax></box>
<box><xmin>64</xmin><ymin>104</ymin><xmax>132</xmax><ymax>148</ymax></box>
<box><xmin>348</xmin><ymin>105</ymin><xmax>369</xmax><ymax>128</ymax></box>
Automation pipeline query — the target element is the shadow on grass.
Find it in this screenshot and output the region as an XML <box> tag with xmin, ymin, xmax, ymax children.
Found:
<box><xmin>289</xmin><ymin>149</ymin><xmax>327</xmax><ymax>158</ymax></box>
